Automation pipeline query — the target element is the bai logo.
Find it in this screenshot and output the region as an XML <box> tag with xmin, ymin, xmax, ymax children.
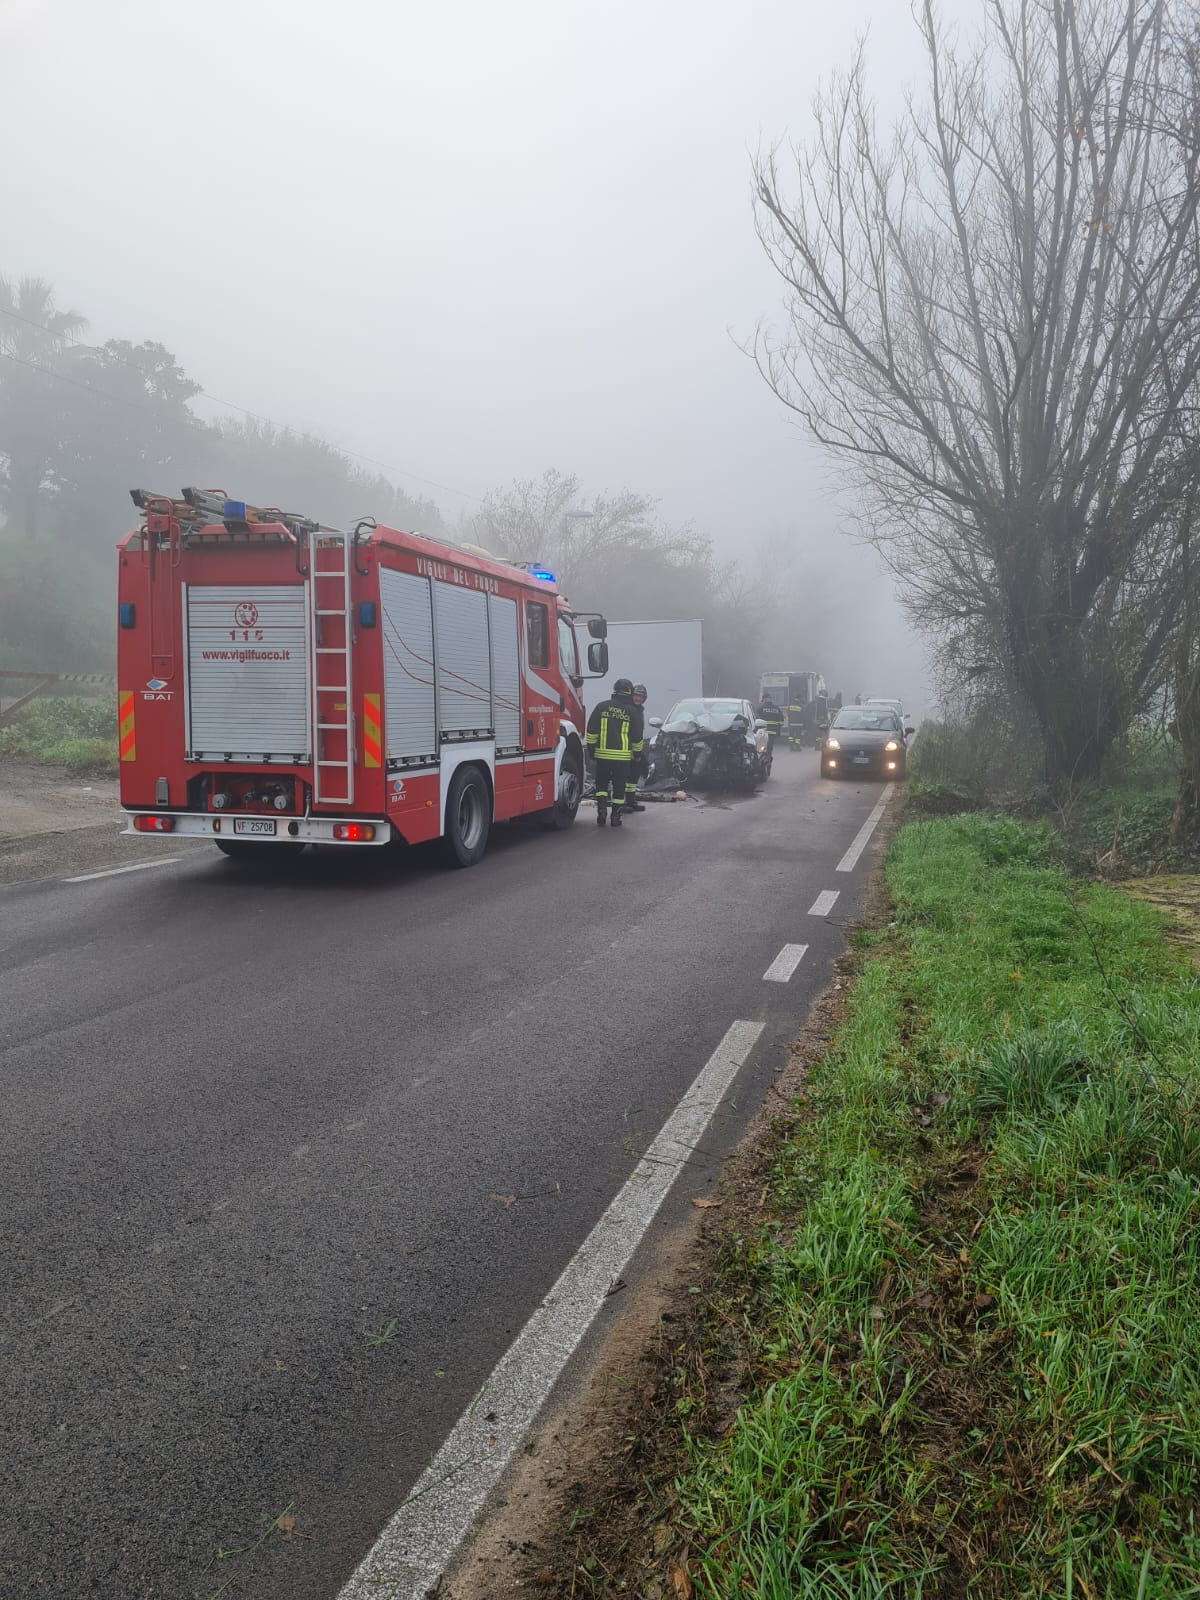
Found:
<box><xmin>534</xmin><ymin>780</ymin><xmax>544</xmax><ymax>802</ymax></box>
<box><xmin>391</xmin><ymin>778</ymin><xmax>407</xmax><ymax>802</ymax></box>
<box><xmin>142</xmin><ymin>677</ymin><xmax>173</xmax><ymax>702</ymax></box>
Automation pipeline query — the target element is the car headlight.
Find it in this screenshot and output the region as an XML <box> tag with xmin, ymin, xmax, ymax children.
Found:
<box><xmin>884</xmin><ymin>739</ymin><xmax>899</xmax><ymax>752</ymax></box>
<box><xmin>825</xmin><ymin>738</ymin><xmax>840</xmax><ymax>751</ymax></box>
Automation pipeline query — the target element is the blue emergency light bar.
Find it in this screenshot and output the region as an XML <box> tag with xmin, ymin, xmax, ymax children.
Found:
<box><xmin>223</xmin><ymin>500</ymin><xmax>248</xmax><ymax>521</ymax></box>
<box><xmin>507</xmin><ymin>559</ymin><xmax>557</xmax><ymax>582</ymax></box>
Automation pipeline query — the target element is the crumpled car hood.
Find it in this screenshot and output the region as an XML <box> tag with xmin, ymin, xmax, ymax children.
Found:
<box><xmin>662</xmin><ymin>713</ymin><xmax>740</xmax><ymax>735</ymax></box>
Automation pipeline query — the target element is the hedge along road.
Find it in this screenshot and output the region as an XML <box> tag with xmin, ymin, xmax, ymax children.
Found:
<box><xmin>0</xmin><ymin>756</ymin><xmax>892</xmax><ymax>1600</ymax></box>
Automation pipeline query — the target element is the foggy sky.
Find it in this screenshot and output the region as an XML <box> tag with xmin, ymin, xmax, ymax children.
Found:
<box><xmin>0</xmin><ymin>0</ymin><xmax>973</xmax><ymax>709</ymax></box>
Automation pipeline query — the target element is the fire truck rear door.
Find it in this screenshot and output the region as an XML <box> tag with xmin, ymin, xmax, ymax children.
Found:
<box><xmin>184</xmin><ymin>583</ymin><xmax>310</xmax><ymax>761</ymax></box>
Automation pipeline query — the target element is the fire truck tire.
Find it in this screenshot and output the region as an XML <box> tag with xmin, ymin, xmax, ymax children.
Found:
<box><xmin>443</xmin><ymin>765</ymin><xmax>491</xmax><ymax>867</ymax></box>
<box><xmin>544</xmin><ymin>747</ymin><xmax>583</xmax><ymax>830</ymax></box>
<box><xmin>214</xmin><ymin>840</ymin><xmax>306</xmax><ymax>862</ymax></box>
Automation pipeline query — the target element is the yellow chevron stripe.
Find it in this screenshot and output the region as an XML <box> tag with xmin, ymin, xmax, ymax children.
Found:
<box><xmin>118</xmin><ymin>691</ymin><xmax>136</xmax><ymax>762</ymax></box>
<box><xmin>363</xmin><ymin>692</ymin><xmax>382</xmax><ymax>768</ymax></box>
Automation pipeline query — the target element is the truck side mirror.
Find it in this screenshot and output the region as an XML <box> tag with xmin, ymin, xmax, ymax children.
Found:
<box><xmin>586</xmin><ymin>641</ymin><xmax>609</xmax><ymax>675</ymax></box>
<box><xmin>587</xmin><ymin>618</ymin><xmax>608</xmax><ymax>639</ymax></box>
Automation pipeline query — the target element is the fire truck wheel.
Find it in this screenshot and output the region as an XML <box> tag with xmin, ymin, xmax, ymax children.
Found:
<box><xmin>443</xmin><ymin>765</ymin><xmax>491</xmax><ymax>867</ymax></box>
<box><xmin>214</xmin><ymin>840</ymin><xmax>306</xmax><ymax>862</ymax></box>
<box><xmin>544</xmin><ymin>748</ymin><xmax>583</xmax><ymax>830</ymax></box>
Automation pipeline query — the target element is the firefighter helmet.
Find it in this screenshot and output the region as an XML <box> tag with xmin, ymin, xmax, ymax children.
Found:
<box><xmin>613</xmin><ymin>677</ymin><xmax>634</xmax><ymax>697</ymax></box>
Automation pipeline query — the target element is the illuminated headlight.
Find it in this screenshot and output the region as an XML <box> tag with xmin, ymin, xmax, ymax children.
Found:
<box><xmin>825</xmin><ymin>737</ymin><xmax>841</xmax><ymax>751</ymax></box>
<box><xmin>884</xmin><ymin>740</ymin><xmax>900</xmax><ymax>752</ymax></box>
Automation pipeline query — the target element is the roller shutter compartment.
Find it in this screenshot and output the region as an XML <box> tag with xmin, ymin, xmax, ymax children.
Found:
<box><xmin>185</xmin><ymin>584</ymin><xmax>310</xmax><ymax>761</ymax></box>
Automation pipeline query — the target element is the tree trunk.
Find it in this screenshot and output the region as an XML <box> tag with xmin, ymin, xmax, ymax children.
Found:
<box><xmin>1171</xmin><ymin>769</ymin><xmax>1200</xmax><ymax>848</ymax></box>
<box><xmin>1168</xmin><ymin>648</ymin><xmax>1200</xmax><ymax>849</ymax></box>
<box><xmin>1006</xmin><ymin>604</ymin><xmax>1119</xmax><ymax>790</ymax></box>
<box><xmin>1169</xmin><ymin>519</ymin><xmax>1199</xmax><ymax>849</ymax></box>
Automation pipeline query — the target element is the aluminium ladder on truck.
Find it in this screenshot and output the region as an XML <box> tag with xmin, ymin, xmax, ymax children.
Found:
<box><xmin>309</xmin><ymin>532</ymin><xmax>354</xmax><ymax>805</ymax></box>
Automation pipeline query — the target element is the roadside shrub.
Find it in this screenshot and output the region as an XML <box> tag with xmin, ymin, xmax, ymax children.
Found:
<box><xmin>1074</xmin><ymin>785</ymin><xmax>1182</xmax><ymax>875</ymax></box>
<box><xmin>1099</xmin><ymin>724</ymin><xmax>1182</xmax><ymax>790</ymax></box>
<box><xmin>0</xmin><ymin>694</ymin><xmax>117</xmax><ymax>773</ymax></box>
<box><xmin>903</xmin><ymin>778</ymin><xmax>981</xmax><ymax>818</ymax></box>
<box><xmin>908</xmin><ymin>707</ymin><xmax>1042</xmax><ymax>800</ymax></box>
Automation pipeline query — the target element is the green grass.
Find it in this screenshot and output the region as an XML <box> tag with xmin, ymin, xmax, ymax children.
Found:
<box><xmin>665</xmin><ymin>813</ymin><xmax>1200</xmax><ymax>1599</ymax></box>
<box><xmin>0</xmin><ymin>693</ymin><xmax>118</xmax><ymax>774</ymax></box>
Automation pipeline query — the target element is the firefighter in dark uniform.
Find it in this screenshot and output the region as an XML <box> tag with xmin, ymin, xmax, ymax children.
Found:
<box><xmin>586</xmin><ymin>678</ymin><xmax>644</xmax><ymax>828</ymax></box>
<box><xmin>787</xmin><ymin>694</ymin><xmax>807</xmax><ymax>751</ymax></box>
<box><xmin>757</xmin><ymin>691</ymin><xmax>783</xmax><ymax>751</ymax></box>
<box><xmin>624</xmin><ymin>683</ymin><xmax>649</xmax><ymax>813</ymax></box>
<box><xmin>813</xmin><ymin>689</ymin><xmax>831</xmax><ymax>749</ymax></box>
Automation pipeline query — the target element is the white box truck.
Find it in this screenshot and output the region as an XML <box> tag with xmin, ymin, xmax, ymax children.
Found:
<box><xmin>579</xmin><ymin>619</ymin><xmax>704</xmax><ymax>725</ymax></box>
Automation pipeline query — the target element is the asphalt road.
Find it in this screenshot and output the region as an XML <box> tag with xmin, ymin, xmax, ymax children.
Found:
<box><xmin>0</xmin><ymin>755</ymin><xmax>890</xmax><ymax>1600</ymax></box>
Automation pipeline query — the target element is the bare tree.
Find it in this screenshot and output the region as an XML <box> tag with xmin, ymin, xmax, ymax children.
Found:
<box><xmin>470</xmin><ymin>467</ymin><xmax>707</xmax><ymax>598</ymax></box>
<box><xmin>754</xmin><ymin>0</ymin><xmax>1200</xmax><ymax>785</ymax></box>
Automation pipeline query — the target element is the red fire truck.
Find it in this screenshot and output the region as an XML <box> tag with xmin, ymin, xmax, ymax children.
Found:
<box><xmin>117</xmin><ymin>489</ymin><xmax>609</xmax><ymax>865</ymax></box>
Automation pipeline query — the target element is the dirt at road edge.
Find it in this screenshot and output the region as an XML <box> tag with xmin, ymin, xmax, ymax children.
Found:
<box><xmin>0</xmin><ymin>759</ymin><xmax>201</xmax><ymax>883</ymax></box>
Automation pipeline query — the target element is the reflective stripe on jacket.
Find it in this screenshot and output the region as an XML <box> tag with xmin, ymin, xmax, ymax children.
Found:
<box><xmin>586</xmin><ymin>698</ymin><xmax>644</xmax><ymax>763</ymax></box>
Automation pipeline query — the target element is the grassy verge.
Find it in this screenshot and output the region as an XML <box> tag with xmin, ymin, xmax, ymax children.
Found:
<box><xmin>0</xmin><ymin>694</ymin><xmax>118</xmax><ymax>775</ymax></box>
<box><xmin>647</xmin><ymin>814</ymin><xmax>1200</xmax><ymax>1598</ymax></box>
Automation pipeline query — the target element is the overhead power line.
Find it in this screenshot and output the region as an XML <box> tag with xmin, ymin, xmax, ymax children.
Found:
<box><xmin>0</xmin><ymin>305</ymin><xmax>482</xmax><ymax>503</ymax></box>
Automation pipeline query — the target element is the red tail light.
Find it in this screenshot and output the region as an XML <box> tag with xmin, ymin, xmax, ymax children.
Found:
<box><xmin>133</xmin><ymin>815</ymin><xmax>175</xmax><ymax>832</ymax></box>
<box><xmin>333</xmin><ymin>823</ymin><xmax>375</xmax><ymax>842</ymax></box>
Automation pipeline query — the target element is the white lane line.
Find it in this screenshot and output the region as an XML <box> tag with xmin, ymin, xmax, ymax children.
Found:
<box><xmin>808</xmin><ymin>889</ymin><xmax>840</xmax><ymax>917</ymax></box>
<box><xmin>835</xmin><ymin>789</ymin><xmax>892</xmax><ymax>873</ymax></box>
<box><xmin>335</xmin><ymin>1017</ymin><xmax>765</xmax><ymax>1600</ymax></box>
<box><xmin>64</xmin><ymin>858</ymin><xmax>182</xmax><ymax>883</ymax></box>
<box><xmin>762</xmin><ymin>943</ymin><xmax>809</xmax><ymax>983</ymax></box>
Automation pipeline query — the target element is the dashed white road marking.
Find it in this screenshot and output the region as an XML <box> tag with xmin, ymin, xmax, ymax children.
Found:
<box><xmin>762</xmin><ymin>943</ymin><xmax>809</xmax><ymax>983</ymax></box>
<box><xmin>835</xmin><ymin>789</ymin><xmax>892</xmax><ymax>873</ymax></box>
<box><xmin>335</xmin><ymin>1017</ymin><xmax>765</xmax><ymax>1600</ymax></box>
<box><xmin>808</xmin><ymin>889</ymin><xmax>840</xmax><ymax>917</ymax></box>
<box><xmin>64</xmin><ymin>858</ymin><xmax>182</xmax><ymax>883</ymax></box>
